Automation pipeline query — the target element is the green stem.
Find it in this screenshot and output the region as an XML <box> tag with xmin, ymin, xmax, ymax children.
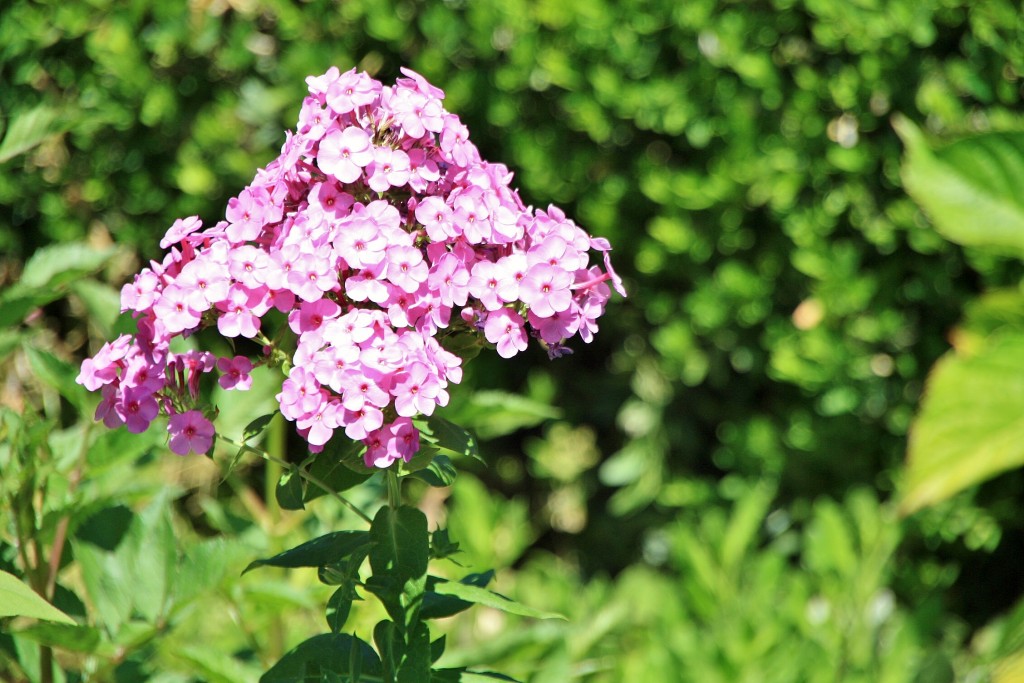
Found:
<box><xmin>218</xmin><ymin>435</ymin><xmax>373</xmax><ymax>525</ymax></box>
<box><xmin>386</xmin><ymin>469</ymin><xmax>402</xmax><ymax>509</ymax></box>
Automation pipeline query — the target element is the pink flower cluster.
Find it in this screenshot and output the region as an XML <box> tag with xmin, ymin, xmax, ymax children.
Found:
<box><xmin>77</xmin><ymin>66</ymin><xmax>624</xmax><ymax>467</ymax></box>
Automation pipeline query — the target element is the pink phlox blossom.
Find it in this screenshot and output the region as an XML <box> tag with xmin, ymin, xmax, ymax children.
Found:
<box><xmin>289</xmin><ymin>298</ymin><xmax>341</xmax><ymax>334</ymax></box>
<box><xmin>177</xmin><ymin>256</ymin><xmax>230</xmax><ymax>311</ymax></box>
<box><xmin>518</xmin><ymin>263</ymin><xmax>573</xmax><ymax>318</ymax></box>
<box><xmin>153</xmin><ymin>284</ymin><xmax>203</xmax><ymax>335</ymax></box>
<box><xmin>228</xmin><ymin>244</ymin><xmax>270</xmax><ymax>289</ymax></box>
<box><xmin>288</xmin><ymin>249</ymin><xmax>340</xmax><ymax>302</ymax></box>
<box><xmin>76</xmin><ymin>334</ymin><xmax>132</xmax><ymax>391</ymax></box>
<box><xmin>427</xmin><ymin>252</ymin><xmax>470</xmax><ymax>308</ymax></box>
<box><xmin>467</xmin><ymin>260</ymin><xmax>504</xmax><ymax>311</ymax></box>
<box><xmin>167</xmin><ymin>409</ymin><xmax>215</xmax><ymax>456</ymax></box>
<box><xmin>318</xmin><ymin>125</ymin><xmax>373</xmax><ymax>183</ymax></box>
<box><xmin>391</xmin><ymin>362</ymin><xmax>444</xmax><ymax>417</ymax></box>
<box><xmin>296</xmin><ymin>396</ymin><xmax>341</xmax><ymax>447</ymax></box>
<box><xmin>334</xmin><ymin>215</ymin><xmax>386</xmax><ymax>269</ymax></box>
<box><xmin>385</xmin><ymin>245</ymin><xmax>429</xmax><ymax>293</ymax></box>
<box><xmin>484</xmin><ymin>308</ymin><xmax>529</xmax><ymax>359</ymax></box>
<box><xmin>365</xmin><ymin>146</ymin><xmax>411</xmax><ymax>194</ymax></box>
<box><xmin>216</xmin><ymin>284</ymin><xmax>265</xmax><ymax>338</ymax></box>
<box><xmin>117</xmin><ymin>386</ymin><xmax>160</xmax><ymax>434</ymax></box>
<box><xmin>217</xmin><ymin>355</ymin><xmax>254</xmax><ymax>391</ymax></box>
<box><xmin>95</xmin><ymin>385</ymin><xmax>124</xmax><ymax>429</ymax></box>
<box><xmin>325</xmin><ymin>68</ymin><xmax>381</xmax><ymax>115</ymax></box>
<box><xmin>415</xmin><ymin>196</ymin><xmax>457</xmax><ymax>241</ymax></box>
<box><xmin>161</xmin><ymin>216</ymin><xmax>203</xmax><ymax>250</ymax></box>
<box><xmin>345</xmin><ymin>267</ymin><xmax>390</xmax><ymax>304</ymax></box>
<box><xmin>278</xmin><ymin>366</ymin><xmax>324</xmax><ymax>421</ymax></box>
<box><xmin>120</xmin><ymin>269</ymin><xmax>161</xmax><ymax>314</ymax></box>
<box><xmin>452</xmin><ymin>188</ymin><xmax>492</xmax><ymax>244</ymax></box>
<box><xmin>528</xmin><ymin>306</ymin><xmax>581</xmax><ymax>345</ymax></box>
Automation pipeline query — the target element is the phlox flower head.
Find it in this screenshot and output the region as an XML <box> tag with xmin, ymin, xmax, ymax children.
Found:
<box><xmin>77</xmin><ymin>65</ymin><xmax>624</xmax><ymax>468</ymax></box>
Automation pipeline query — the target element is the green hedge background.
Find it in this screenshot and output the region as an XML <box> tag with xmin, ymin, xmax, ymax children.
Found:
<box><xmin>3</xmin><ymin>0</ymin><xmax>1024</xmax><ymax>680</ymax></box>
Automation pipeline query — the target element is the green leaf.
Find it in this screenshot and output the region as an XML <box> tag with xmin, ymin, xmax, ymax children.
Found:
<box><xmin>24</xmin><ymin>345</ymin><xmax>90</xmax><ymax>412</ymax></box>
<box><xmin>242</xmin><ymin>413</ymin><xmax>277</xmax><ymax>442</ymax></box>
<box><xmin>896</xmin><ymin>117</ymin><xmax>1024</xmax><ymax>257</ymax></box>
<box><xmin>429</xmin><ymin>528</ymin><xmax>461</xmax><ymax>561</ymax></box>
<box><xmin>20</xmin><ymin>242</ymin><xmax>118</xmax><ymax>291</ymax></box>
<box><xmin>13</xmin><ymin>622</ymin><xmax>107</xmax><ymax>654</ymax></box>
<box><xmin>369</xmin><ymin>506</ymin><xmax>429</xmax><ymax>583</ymax></box>
<box><xmin>326</xmin><ymin>585</ymin><xmax>354</xmax><ymax>634</ymax></box>
<box><xmin>243</xmin><ymin>531</ymin><xmax>373</xmax><ymax>574</ymax></box>
<box><xmin>0</xmin><ymin>105</ymin><xmax>59</xmax><ymax>164</ymax></box>
<box><xmin>374</xmin><ymin>619</ymin><xmax>400</xmax><ymax>683</ymax></box>
<box><xmin>423</xmin><ymin>416</ymin><xmax>481</xmax><ymax>462</ymax></box>
<box><xmin>408</xmin><ymin>454</ymin><xmax>457</xmax><ymax>488</ymax></box>
<box><xmin>398</xmin><ymin>622</ymin><xmax>432</xmax><ymax>683</ymax></box>
<box><xmin>260</xmin><ymin>633</ymin><xmax>383</xmax><ymax>683</ymax></box>
<box><xmin>430</xmin><ymin>581</ymin><xmax>565</xmax><ymax>620</ymax></box>
<box><xmin>275</xmin><ymin>469</ymin><xmax>306</xmax><ymax>510</ymax></box>
<box><xmin>421</xmin><ymin>571</ymin><xmax>495</xmax><ymax>620</ymax></box>
<box><xmin>304</xmin><ymin>438</ymin><xmax>372</xmax><ymax>503</ymax></box>
<box><xmin>0</xmin><ymin>570</ymin><xmax>75</xmax><ymax>624</ymax></box>
<box><xmin>901</xmin><ymin>333</ymin><xmax>1024</xmax><ymax>514</ymax></box>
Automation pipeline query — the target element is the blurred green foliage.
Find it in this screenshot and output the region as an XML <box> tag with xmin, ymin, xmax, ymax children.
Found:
<box><xmin>4</xmin><ymin>0</ymin><xmax>1024</xmax><ymax>680</ymax></box>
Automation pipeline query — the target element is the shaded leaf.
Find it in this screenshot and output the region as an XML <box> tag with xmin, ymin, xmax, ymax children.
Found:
<box><xmin>243</xmin><ymin>531</ymin><xmax>373</xmax><ymax>574</ymax></box>
<box><xmin>369</xmin><ymin>506</ymin><xmax>429</xmax><ymax>583</ymax></box>
<box><xmin>243</xmin><ymin>413</ymin><xmax>277</xmax><ymax>442</ymax></box>
<box><xmin>260</xmin><ymin>633</ymin><xmax>383</xmax><ymax>683</ymax></box>
<box><xmin>408</xmin><ymin>454</ymin><xmax>457</xmax><ymax>488</ymax></box>
<box><xmin>305</xmin><ymin>438</ymin><xmax>371</xmax><ymax>503</ymax></box>
<box><xmin>276</xmin><ymin>469</ymin><xmax>306</xmax><ymax>510</ymax></box>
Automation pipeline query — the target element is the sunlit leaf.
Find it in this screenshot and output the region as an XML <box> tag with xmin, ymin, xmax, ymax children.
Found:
<box><xmin>896</xmin><ymin>117</ymin><xmax>1024</xmax><ymax>257</ymax></box>
<box><xmin>430</xmin><ymin>581</ymin><xmax>565</xmax><ymax>620</ymax></box>
<box><xmin>0</xmin><ymin>570</ymin><xmax>75</xmax><ymax>624</ymax></box>
<box><xmin>901</xmin><ymin>333</ymin><xmax>1024</xmax><ymax>514</ymax></box>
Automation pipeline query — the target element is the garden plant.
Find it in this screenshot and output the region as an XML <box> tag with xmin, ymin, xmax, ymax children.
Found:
<box><xmin>5</xmin><ymin>1</ymin><xmax>1024</xmax><ymax>682</ymax></box>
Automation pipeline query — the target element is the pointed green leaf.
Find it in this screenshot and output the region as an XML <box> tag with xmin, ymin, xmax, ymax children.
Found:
<box><xmin>896</xmin><ymin>117</ymin><xmax>1024</xmax><ymax>257</ymax></box>
<box><xmin>430</xmin><ymin>581</ymin><xmax>565</xmax><ymax>620</ymax></box>
<box><xmin>369</xmin><ymin>506</ymin><xmax>429</xmax><ymax>583</ymax></box>
<box><xmin>260</xmin><ymin>633</ymin><xmax>383</xmax><ymax>683</ymax></box>
<box><xmin>275</xmin><ymin>469</ymin><xmax>305</xmax><ymax>510</ymax></box>
<box><xmin>902</xmin><ymin>333</ymin><xmax>1024</xmax><ymax>514</ymax></box>
<box><xmin>242</xmin><ymin>413</ymin><xmax>277</xmax><ymax>442</ymax></box>
<box><xmin>243</xmin><ymin>531</ymin><xmax>372</xmax><ymax>574</ymax></box>
<box><xmin>0</xmin><ymin>570</ymin><xmax>75</xmax><ymax>624</ymax></box>
<box><xmin>429</xmin><ymin>528</ymin><xmax>461</xmax><ymax>561</ymax></box>
<box><xmin>326</xmin><ymin>586</ymin><xmax>354</xmax><ymax>634</ymax></box>
<box><xmin>421</xmin><ymin>571</ymin><xmax>495</xmax><ymax>620</ymax></box>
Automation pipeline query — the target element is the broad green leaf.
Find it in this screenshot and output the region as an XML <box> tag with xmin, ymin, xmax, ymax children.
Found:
<box><xmin>260</xmin><ymin>633</ymin><xmax>383</xmax><ymax>683</ymax></box>
<box><xmin>901</xmin><ymin>333</ymin><xmax>1024</xmax><ymax>514</ymax></box>
<box><xmin>408</xmin><ymin>454</ymin><xmax>457</xmax><ymax>488</ymax></box>
<box><xmin>0</xmin><ymin>105</ymin><xmax>58</xmax><ymax>164</ymax></box>
<box><xmin>896</xmin><ymin>117</ymin><xmax>1024</xmax><ymax>257</ymax></box>
<box><xmin>423</xmin><ymin>416</ymin><xmax>481</xmax><ymax>462</ymax></box>
<box><xmin>243</xmin><ymin>530</ymin><xmax>373</xmax><ymax>574</ymax></box>
<box><xmin>430</xmin><ymin>581</ymin><xmax>565</xmax><ymax>620</ymax></box>
<box><xmin>20</xmin><ymin>243</ymin><xmax>117</xmax><ymax>290</ymax></box>
<box><xmin>369</xmin><ymin>506</ymin><xmax>429</xmax><ymax>583</ymax></box>
<box><xmin>275</xmin><ymin>469</ymin><xmax>305</xmax><ymax>510</ymax></box>
<box><xmin>0</xmin><ymin>570</ymin><xmax>75</xmax><ymax>624</ymax></box>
